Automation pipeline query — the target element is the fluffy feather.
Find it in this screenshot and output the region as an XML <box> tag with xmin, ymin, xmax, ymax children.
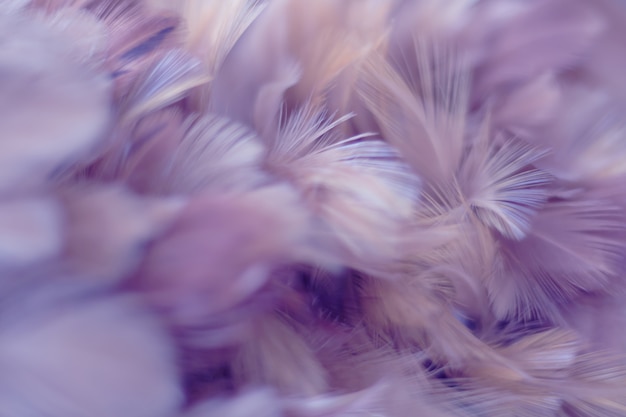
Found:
<box><xmin>157</xmin><ymin>114</ymin><xmax>266</xmax><ymax>194</ymax></box>
<box><xmin>4</xmin><ymin>0</ymin><xmax>626</xmax><ymax>416</ymax></box>
<box><xmin>0</xmin><ymin>286</ymin><xmax>182</xmax><ymax>417</ymax></box>
<box><xmin>0</xmin><ymin>10</ymin><xmax>110</xmax><ymax>191</ymax></box>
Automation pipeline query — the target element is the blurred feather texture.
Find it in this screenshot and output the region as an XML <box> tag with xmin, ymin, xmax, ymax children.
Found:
<box><xmin>2</xmin><ymin>0</ymin><xmax>626</xmax><ymax>416</ymax></box>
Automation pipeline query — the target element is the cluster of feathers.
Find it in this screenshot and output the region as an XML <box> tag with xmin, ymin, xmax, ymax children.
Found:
<box><xmin>3</xmin><ymin>0</ymin><xmax>626</xmax><ymax>416</ymax></box>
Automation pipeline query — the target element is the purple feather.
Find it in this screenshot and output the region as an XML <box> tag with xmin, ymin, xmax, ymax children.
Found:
<box><xmin>2</xmin><ymin>0</ymin><xmax>626</xmax><ymax>416</ymax></box>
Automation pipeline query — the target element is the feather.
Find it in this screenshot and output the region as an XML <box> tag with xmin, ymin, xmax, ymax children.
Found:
<box><xmin>71</xmin><ymin>107</ymin><xmax>185</xmax><ymax>185</ymax></box>
<box><xmin>490</xmin><ymin>197</ymin><xmax>626</xmax><ymax>321</ymax></box>
<box><xmin>253</xmin><ymin>59</ymin><xmax>302</xmax><ymax>140</ymax></box>
<box><xmin>497</xmin><ymin>330</ymin><xmax>579</xmax><ymax>377</ymax></box>
<box><xmin>444</xmin><ymin>331</ymin><xmax>626</xmax><ymax>417</ymax></box>
<box><xmin>0</xmin><ymin>0</ymin><xmax>29</xmax><ymax>11</ymax></box>
<box><xmin>358</xmin><ymin>39</ymin><xmax>469</xmax><ymax>185</ymax></box>
<box><xmin>74</xmin><ymin>0</ymin><xmax>195</xmax><ymax>129</ymax></box>
<box><xmin>413</xmin><ymin>221</ymin><xmax>495</xmax><ymax>323</ymax></box>
<box><xmin>87</xmin><ymin>0</ymin><xmax>181</xmax><ymax>71</ymax></box>
<box><xmin>0</xmin><ymin>289</ymin><xmax>182</xmax><ymax>417</ymax></box>
<box><xmin>61</xmin><ymin>186</ymin><xmax>184</xmax><ymax>282</ymax></box>
<box><xmin>276</xmin><ymin>0</ymin><xmax>389</xmax><ymax>104</ymax></box>
<box><xmin>360</xmin><ymin>274</ymin><xmax>533</xmax><ymax>381</ymax></box>
<box><xmin>209</xmin><ymin>0</ymin><xmax>293</xmax><ymax>126</ymax></box>
<box><xmin>121</xmin><ymin>49</ymin><xmax>210</xmax><ymax>122</ymax></box>
<box><xmin>282</xmin><ymin>382</ymin><xmax>394</xmax><ymax>417</ymax></box>
<box><xmin>36</xmin><ymin>7</ymin><xmax>108</xmax><ymax>65</ymax></box>
<box><xmin>563</xmin><ymin>295</ymin><xmax>626</xmax><ymax>353</ymax></box>
<box><xmin>211</xmin><ymin>0</ymin><xmax>388</xmax><ymax>127</ymax></box>
<box><xmin>183</xmin><ymin>390</ymin><xmax>281</xmax><ymax>417</ymax></box>
<box><xmin>471</xmin><ymin>0</ymin><xmax>605</xmax><ymax>95</ymax></box>
<box><xmin>157</xmin><ymin>114</ymin><xmax>266</xmax><ymax>194</ymax></box>
<box><xmin>5</xmin><ymin>0</ymin><xmax>626</xmax><ymax>415</ymax></box>
<box><xmin>560</xmin><ymin>353</ymin><xmax>626</xmax><ymax>417</ymax></box>
<box><xmin>231</xmin><ymin>314</ymin><xmax>328</xmax><ymax>396</ymax></box>
<box><xmin>461</xmin><ymin>135</ymin><xmax>552</xmax><ymax>240</ymax></box>
<box><xmin>180</xmin><ymin>0</ymin><xmax>267</xmax><ymax>112</ymax></box>
<box><xmin>582</xmin><ymin>0</ymin><xmax>626</xmax><ymax>108</ymax></box>
<box><xmin>135</xmin><ymin>185</ymin><xmax>313</xmax><ymax>325</ymax></box>
<box><xmin>527</xmin><ymin>88</ymin><xmax>626</xmax><ymax>194</ymax></box>
<box><xmin>0</xmin><ymin>11</ymin><xmax>110</xmax><ymax>192</ymax></box>
<box><xmin>493</xmin><ymin>72</ymin><xmax>562</xmax><ymax>133</ymax></box>
<box><xmin>429</xmin><ymin>330</ymin><xmax>579</xmax><ymax>417</ymax></box>
<box><xmin>119</xmin><ymin>108</ymin><xmax>186</xmax><ymax>189</ymax></box>
<box><xmin>262</xmin><ymin>102</ymin><xmax>423</xmax><ymax>271</ymax></box>
<box><xmin>0</xmin><ymin>197</ymin><xmax>63</xmax><ymax>270</ymax></box>
<box><xmin>182</xmin><ymin>0</ymin><xmax>266</xmax><ymax>77</ymax></box>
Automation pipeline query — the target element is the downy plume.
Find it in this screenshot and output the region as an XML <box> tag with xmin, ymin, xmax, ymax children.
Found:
<box><xmin>4</xmin><ymin>0</ymin><xmax>626</xmax><ymax>416</ymax></box>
